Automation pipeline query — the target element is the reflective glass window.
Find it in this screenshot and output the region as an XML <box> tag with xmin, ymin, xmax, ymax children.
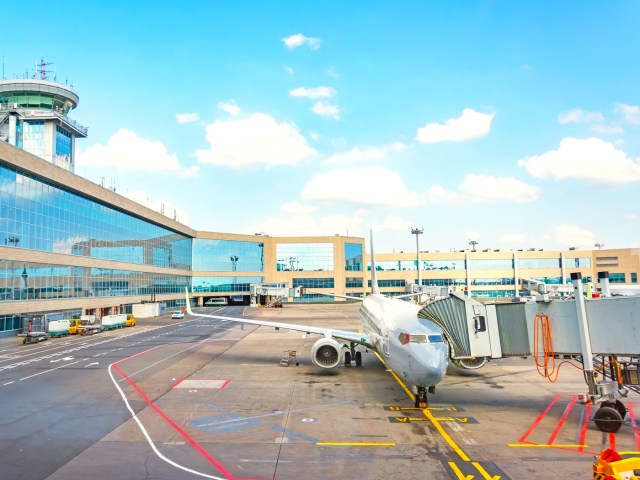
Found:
<box><xmin>470</xmin><ymin>278</ymin><xmax>515</xmax><ymax>286</ymax></box>
<box><xmin>193</xmin><ymin>239</ymin><xmax>264</xmax><ymax>272</ymax></box>
<box><xmin>277</xmin><ymin>243</ymin><xmax>333</xmax><ymax>271</ymax></box>
<box><xmin>345</xmin><ymin>277</ymin><xmax>363</xmax><ymax>288</ymax></box>
<box><xmin>292</xmin><ymin>277</ymin><xmax>334</xmax><ymax>289</ymax></box>
<box><xmin>517</xmin><ymin>258</ymin><xmax>560</xmax><ymax>269</ymax></box>
<box><xmin>192</xmin><ymin>276</ymin><xmax>263</xmax><ymax>292</ymax></box>
<box><xmin>566</xmin><ymin>257</ymin><xmax>592</xmax><ymax>268</ymax></box>
<box><xmin>468</xmin><ymin>259</ymin><xmax>513</xmax><ymax>269</ymax></box>
<box><xmin>609</xmin><ymin>273</ymin><xmax>626</xmax><ymax>284</ymax></box>
<box><xmin>345</xmin><ymin>243</ymin><xmax>363</xmax><ymax>271</ymax></box>
<box><xmin>368</xmin><ymin>279</ymin><xmax>405</xmax><ymax>288</ymax></box>
<box><xmin>0</xmin><ymin>164</ymin><xmax>192</xmax><ymax>269</ymax></box>
<box><xmin>471</xmin><ymin>290</ymin><xmax>515</xmax><ymax>298</ymax></box>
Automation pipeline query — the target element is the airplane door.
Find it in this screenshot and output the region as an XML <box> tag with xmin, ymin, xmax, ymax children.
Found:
<box><xmin>383</xmin><ymin>334</ymin><xmax>390</xmax><ymax>356</ymax></box>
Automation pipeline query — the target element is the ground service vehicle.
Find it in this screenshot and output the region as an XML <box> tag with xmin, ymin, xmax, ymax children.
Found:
<box><xmin>101</xmin><ymin>314</ymin><xmax>126</xmax><ymax>331</ymax></box>
<box><xmin>171</xmin><ymin>311</ymin><xmax>184</xmax><ymax>319</ymax></box>
<box><xmin>126</xmin><ymin>313</ymin><xmax>136</xmax><ymax>327</ymax></box>
<box><xmin>205</xmin><ymin>297</ymin><xmax>227</xmax><ymax>306</ymax></box>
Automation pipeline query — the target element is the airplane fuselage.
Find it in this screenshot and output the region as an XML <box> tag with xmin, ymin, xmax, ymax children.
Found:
<box><xmin>359</xmin><ymin>294</ymin><xmax>449</xmax><ymax>389</ymax></box>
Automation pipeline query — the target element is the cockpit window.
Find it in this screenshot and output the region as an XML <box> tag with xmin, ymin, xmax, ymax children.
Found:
<box><xmin>398</xmin><ymin>332</ymin><xmax>443</xmax><ymax>344</ymax></box>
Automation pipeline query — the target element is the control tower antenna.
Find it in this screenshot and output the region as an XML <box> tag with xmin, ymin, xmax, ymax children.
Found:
<box><xmin>33</xmin><ymin>57</ymin><xmax>55</xmax><ymax>81</ymax></box>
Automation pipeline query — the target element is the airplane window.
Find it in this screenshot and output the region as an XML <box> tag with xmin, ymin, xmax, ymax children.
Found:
<box><xmin>428</xmin><ymin>334</ymin><xmax>444</xmax><ymax>343</ymax></box>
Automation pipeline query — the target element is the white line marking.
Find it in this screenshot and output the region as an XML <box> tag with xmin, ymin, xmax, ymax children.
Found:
<box><xmin>3</xmin><ymin>381</ymin><xmax>14</xmax><ymax>385</ymax></box>
<box><xmin>19</xmin><ymin>360</ymin><xmax>81</xmax><ymax>381</ymax></box>
<box><xmin>108</xmin><ymin>363</ymin><xmax>224</xmax><ymax>479</ymax></box>
<box><xmin>85</xmin><ymin>362</ymin><xmax>99</xmax><ymax>367</ymax></box>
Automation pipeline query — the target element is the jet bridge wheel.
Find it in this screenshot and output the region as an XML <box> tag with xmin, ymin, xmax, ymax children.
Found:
<box><xmin>615</xmin><ymin>399</ymin><xmax>627</xmax><ymax>420</ymax></box>
<box><xmin>594</xmin><ymin>406</ymin><xmax>623</xmax><ymax>433</ymax></box>
<box><xmin>355</xmin><ymin>351</ymin><xmax>362</xmax><ymax>367</ymax></box>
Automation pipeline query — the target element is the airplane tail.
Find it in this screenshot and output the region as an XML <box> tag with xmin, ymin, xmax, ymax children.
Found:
<box><xmin>185</xmin><ymin>287</ymin><xmax>195</xmax><ymax>315</ymax></box>
<box><xmin>370</xmin><ymin>229</ymin><xmax>381</xmax><ymax>295</ymax></box>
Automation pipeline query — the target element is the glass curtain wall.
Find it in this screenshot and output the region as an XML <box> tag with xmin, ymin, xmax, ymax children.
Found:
<box><xmin>193</xmin><ymin>239</ymin><xmax>264</xmax><ymax>272</ymax></box>
<box><xmin>276</xmin><ymin>243</ymin><xmax>333</xmax><ymax>271</ymax></box>
<box><xmin>0</xmin><ymin>164</ymin><xmax>192</xmax><ymax>269</ymax></box>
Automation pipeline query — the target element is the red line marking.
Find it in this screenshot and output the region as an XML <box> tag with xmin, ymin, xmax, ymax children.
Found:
<box><xmin>548</xmin><ymin>396</ymin><xmax>576</xmax><ymax>444</ymax></box>
<box><xmin>579</xmin><ymin>403</ymin><xmax>592</xmax><ymax>453</ymax></box>
<box><xmin>519</xmin><ymin>394</ymin><xmax>561</xmax><ymax>443</ymax></box>
<box><xmin>629</xmin><ymin>403</ymin><xmax>640</xmax><ymax>451</ymax></box>
<box><xmin>112</xmin><ymin>345</ymin><xmax>263</xmax><ymax>480</ymax></box>
<box><xmin>609</xmin><ymin>432</ymin><xmax>616</xmax><ymax>451</ymax></box>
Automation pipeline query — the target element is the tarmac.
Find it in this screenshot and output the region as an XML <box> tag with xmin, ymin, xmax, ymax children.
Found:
<box><xmin>2</xmin><ymin>303</ymin><xmax>639</xmax><ymax>479</ymax></box>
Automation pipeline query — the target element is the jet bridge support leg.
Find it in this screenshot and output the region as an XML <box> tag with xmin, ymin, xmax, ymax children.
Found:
<box><xmin>572</xmin><ymin>273</ymin><xmax>626</xmax><ymax>433</ymax></box>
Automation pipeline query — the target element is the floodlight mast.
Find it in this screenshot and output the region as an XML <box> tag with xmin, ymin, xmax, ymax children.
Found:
<box><xmin>411</xmin><ymin>227</ymin><xmax>424</xmax><ymax>286</ymax></box>
<box><xmin>469</xmin><ymin>239</ymin><xmax>478</xmax><ymax>252</ymax></box>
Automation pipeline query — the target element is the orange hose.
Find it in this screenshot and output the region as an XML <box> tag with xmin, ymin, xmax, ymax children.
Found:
<box><xmin>533</xmin><ymin>313</ymin><xmax>584</xmax><ymax>383</ymax></box>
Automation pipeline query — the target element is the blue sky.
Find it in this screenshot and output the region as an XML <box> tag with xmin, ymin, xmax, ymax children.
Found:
<box><xmin>5</xmin><ymin>1</ymin><xmax>640</xmax><ymax>253</ymax></box>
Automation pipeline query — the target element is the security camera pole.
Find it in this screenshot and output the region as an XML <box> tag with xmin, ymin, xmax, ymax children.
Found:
<box><xmin>411</xmin><ymin>227</ymin><xmax>424</xmax><ymax>290</ymax></box>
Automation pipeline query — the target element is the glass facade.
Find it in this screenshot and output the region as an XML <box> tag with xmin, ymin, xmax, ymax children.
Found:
<box><xmin>470</xmin><ymin>278</ymin><xmax>515</xmax><ymax>286</ymax></box>
<box><xmin>368</xmin><ymin>279</ymin><xmax>406</xmax><ymax>288</ymax></box>
<box><xmin>0</xmin><ymin>164</ymin><xmax>192</xmax><ymax>268</ymax></box>
<box><xmin>0</xmin><ymin>92</ymin><xmax>73</xmax><ymax>114</ymax></box>
<box><xmin>517</xmin><ymin>258</ymin><xmax>560</xmax><ymax>269</ymax></box>
<box><xmin>566</xmin><ymin>257</ymin><xmax>591</xmax><ymax>268</ymax></box>
<box><xmin>293</xmin><ymin>277</ymin><xmax>334</xmax><ymax>289</ymax></box>
<box><xmin>471</xmin><ymin>290</ymin><xmax>515</xmax><ymax>299</ymax></box>
<box><xmin>22</xmin><ymin>121</ymin><xmax>45</xmax><ymax>159</ymax></box>
<box><xmin>345</xmin><ymin>277</ymin><xmax>363</xmax><ymax>288</ymax></box>
<box><xmin>55</xmin><ymin>125</ymin><xmax>72</xmax><ymax>169</ymax></box>
<box><xmin>0</xmin><ymin>260</ymin><xmax>190</xmax><ymax>303</ymax></box>
<box><xmin>423</xmin><ymin>259</ymin><xmax>465</xmax><ymax>270</ymax></box>
<box><xmin>468</xmin><ymin>259</ymin><xmax>514</xmax><ymax>269</ymax></box>
<box><xmin>193</xmin><ymin>239</ymin><xmax>264</xmax><ymax>272</ymax></box>
<box><xmin>632</xmin><ymin>273</ymin><xmax>638</xmax><ymax>283</ymax></box>
<box><xmin>422</xmin><ymin>278</ymin><xmax>467</xmax><ymax>286</ymax></box>
<box><xmin>609</xmin><ymin>273</ymin><xmax>626</xmax><ymax>284</ymax></box>
<box><xmin>192</xmin><ymin>276</ymin><xmax>263</xmax><ymax>292</ymax></box>
<box><xmin>276</xmin><ymin>243</ymin><xmax>333</xmax><ymax>271</ymax></box>
<box><xmin>370</xmin><ymin>259</ymin><xmax>465</xmax><ymax>271</ymax></box>
<box><xmin>345</xmin><ymin>243</ymin><xmax>363</xmax><ymax>271</ymax></box>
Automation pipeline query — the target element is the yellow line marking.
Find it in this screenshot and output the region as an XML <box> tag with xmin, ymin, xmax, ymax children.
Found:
<box><xmin>448</xmin><ymin>461</ymin><xmax>474</xmax><ymax>480</ymax></box>
<box><xmin>472</xmin><ymin>462</ymin><xmax>500</xmax><ymax>480</ymax></box>
<box><xmin>316</xmin><ymin>442</ymin><xmax>396</xmax><ymax>447</ymax></box>
<box><xmin>374</xmin><ymin>352</ymin><xmax>471</xmax><ymax>462</ymax></box>
<box><xmin>508</xmin><ymin>443</ymin><xmax>589</xmax><ymax>448</ymax></box>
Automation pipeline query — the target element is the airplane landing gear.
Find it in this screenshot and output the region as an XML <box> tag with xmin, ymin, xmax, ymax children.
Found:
<box><xmin>415</xmin><ymin>386</ymin><xmax>428</xmax><ymax>408</ymax></box>
<box><xmin>344</xmin><ymin>343</ymin><xmax>363</xmax><ymax>367</ymax></box>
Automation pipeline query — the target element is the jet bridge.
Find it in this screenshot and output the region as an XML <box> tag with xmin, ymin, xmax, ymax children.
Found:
<box><xmin>419</xmin><ymin>272</ymin><xmax>640</xmax><ymax>433</ymax></box>
<box><xmin>249</xmin><ymin>283</ymin><xmax>302</xmax><ymax>307</ymax></box>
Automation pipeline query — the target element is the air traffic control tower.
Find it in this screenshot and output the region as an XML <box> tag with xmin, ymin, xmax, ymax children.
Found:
<box><xmin>0</xmin><ymin>59</ymin><xmax>87</xmax><ymax>173</ymax></box>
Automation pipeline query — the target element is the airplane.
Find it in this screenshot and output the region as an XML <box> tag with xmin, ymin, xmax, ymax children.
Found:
<box><xmin>184</xmin><ymin>231</ymin><xmax>449</xmax><ymax>407</ymax></box>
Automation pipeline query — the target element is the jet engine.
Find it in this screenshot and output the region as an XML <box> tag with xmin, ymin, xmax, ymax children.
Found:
<box><xmin>311</xmin><ymin>338</ymin><xmax>342</xmax><ymax>369</ymax></box>
<box><xmin>453</xmin><ymin>357</ymin><xmax>488</xmax><ymax>370</ymax></box>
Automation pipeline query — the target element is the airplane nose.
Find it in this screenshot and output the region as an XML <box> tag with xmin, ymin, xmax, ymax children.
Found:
<box><xmin>412</xmin><ymin>344</ymin><xmax>448</xmax><ymax>386</ymax></box>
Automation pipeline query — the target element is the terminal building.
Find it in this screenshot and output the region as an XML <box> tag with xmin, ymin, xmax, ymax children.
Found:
<box><xmin>0</xmin><ymin>75</ymin><xmax>638</xmax><ymax>338</ymax></box>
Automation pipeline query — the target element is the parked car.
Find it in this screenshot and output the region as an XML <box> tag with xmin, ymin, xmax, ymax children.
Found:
<box><xmin>171</xmin><ymin>311</ymin><xmax>185</xmax><ymax>319</ymax></box>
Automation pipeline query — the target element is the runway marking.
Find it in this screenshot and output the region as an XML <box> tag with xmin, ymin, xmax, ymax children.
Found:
<box><xmin>3</xmin><ymin>381</ymin><xmax>14</xmax><ymax>385</ymax></box>
<box><xmin>109</xmin><ymin>347</ymin><xmax>238</xmax><ymax>480</ymax></box>
<box><xmin>508</xmin><ymin>443</ymin><xmax>589</xmax><ymax>448</ymax></box>
<box><xmin>315</xmin><ymin>442</ymin><xmax>395</xmax><ymax>447</ymax></box>
<box><xmin>19</xmin><ymin>359</ymin><xmax>82</xmax><ymax>381</ymax></box>
<box><xmin>472</xmin><ymin>462</ymin><xmax>500</xmax><ymax>480</ymax></box>
<box><xmin>448</xmin><ymin>462</ymin><xmax>473</xmax><ymax>480</ymax></box>
<box><xmin>173</xmin><ymin>379</ymin><xmax>230</xmax><ymax>390</ymax></box>
<box><xmin>271</xmin><ymin>426</ymin><xmax>319</xmax><ymax>443</ymax></box>
<box><xmin>518</xmin><ymin>394</ymin><xmax>560</xmax><ymax>443</ymax></box>
<box><xmin>629</xmin><ymin>403</ymin><xmax>640</xmax><ymax>451</ymax></box>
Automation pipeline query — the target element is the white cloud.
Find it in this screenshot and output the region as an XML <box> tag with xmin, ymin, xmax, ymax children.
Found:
<box><xmin>309</xmin><ymin>131</ymin><xmax>320</xmax><ymax>141</ymax></box>
<box><xmin>499</xmin><ymin>233</ymin><xmax>526</xmax><ymax>244</ymax></box>
<box><xmin>301</xmin><ymin>167</ymin><xmax>420</xmax><ymax>207</ymax></box>
<box><xmin>180</xmin><ymin>165</ymin><xmax>200</xmax><ymax>178</ymax></box>
<box><xmin>558</xmin><ymin>109</ymin><xmax>604</xmax><ymax>124</ymax></box>
<box><xmin>326</xmin><ymin>142</ymin><xmax>406</xmax><ymax>164</ymax></box>
<box><xmin>551</xmin><ymin>224</ymin><xmax>596</xmax><ymax>249</ymax></box>
<box><xmin>53</xmin><ymin>235</ymin><xmax>88</xmax><ymax>255</ymax></box>
<box><xmin>218</xmin><ymin>100</ymin><xmax>241</xmax><ymax>116</ymax></box>
<box><xmin>195</xmin><ymin>113</ymin><xmax>317</xmax><ymax>169</ymax></box>
<box><xmin>76</xmin><ymin>129</ymin><xmax>180</xmax><ymax>172</ymax></box>
<box><xmin>280</xmin><ymin>201</ymin><xmax>317</xmax><ymax>214</ymax></box>
<box><xmin>591</xmin><ymin>124</ymin><xmax>624</xmax><ymax>135</ymax></box>
<box><xmin>623</xmin><ymin>212</ymin><xmax>637</xmax><ymax>220</ymax></box>
<box><xmin>518</xmin><ymin>137</ymin><xmax>640</xmax><ymax>185</ymax></box>
<box><xmin>326</xmin><ymin>67</ymin><xmax>340</xmax><ymax>79</ymax></box>
<box><xmin>284</xmin><ymin>66</ymin><xmax>294</xmax><ymax>75</ymax></box>
<box><xmin>289</xmin><ymin>86</ymin><xmax>335</xmax><ymax>99</ymax></box>
<box><xmin>372</xmin><ymin>215</ymin><xmax>412</xmax><ymax>232</ymax></box>
<box><xmin>123</xmin><ymin>190</ymin><xmax>190</xmax><ymax>225</ymax></box>
<box><xmin>458</xmin><ymin>174</ymin><xmax>541</xmax><ymax>203</ymax></box>
<box><xmin>282</xmin><ymin>33</ymin><xmax>321</xmax><ymax>50</ymax></box>
<box><xmin>312</xmin><ymin>101</ymin><xmax>341</xmax><ymax>120</ymax></box>
<box><xmin>176</xmin><ymin>112</ymin><xmax>200</xmax><ymax>124</ymax></box>
<box><xmin>249</xmin><ymin>213</ymin><xmax>363</xmax><ymax>238</ymax></box>
<box><xmin>416</xmin><ymin>108</ymin><xmax>494</xmax><ymax>143</ymax></box>
<box><xmin>615</xmin><ymin>103</ymin><xmax>640</xmax><ymax>124</ymax></box>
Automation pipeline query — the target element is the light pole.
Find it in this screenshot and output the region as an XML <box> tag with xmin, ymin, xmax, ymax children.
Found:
<box><xmin>469</xmin><ymin>239</ymin><xmax>478</xmax><ymax>252</ymax></box>
<box><xmin>411</xmin><ymin>227</ymin><xmax>424</xmax><ymax>288</ymax></box>
<box><xmin>230</xmin><ymin>255</ymin><xmax>239</xmax><ymax>288</ymax></box>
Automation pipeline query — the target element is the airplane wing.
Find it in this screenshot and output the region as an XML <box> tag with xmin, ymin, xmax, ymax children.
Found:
<box><xmin>185</xmin><ymin>289</ymin><xmax>372</xmax><ymax>348</ymax></box>
<box><xmin>305</xmin><ymin>290</ymin><xmax>364</xmax><ymax>301</ymax></box>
